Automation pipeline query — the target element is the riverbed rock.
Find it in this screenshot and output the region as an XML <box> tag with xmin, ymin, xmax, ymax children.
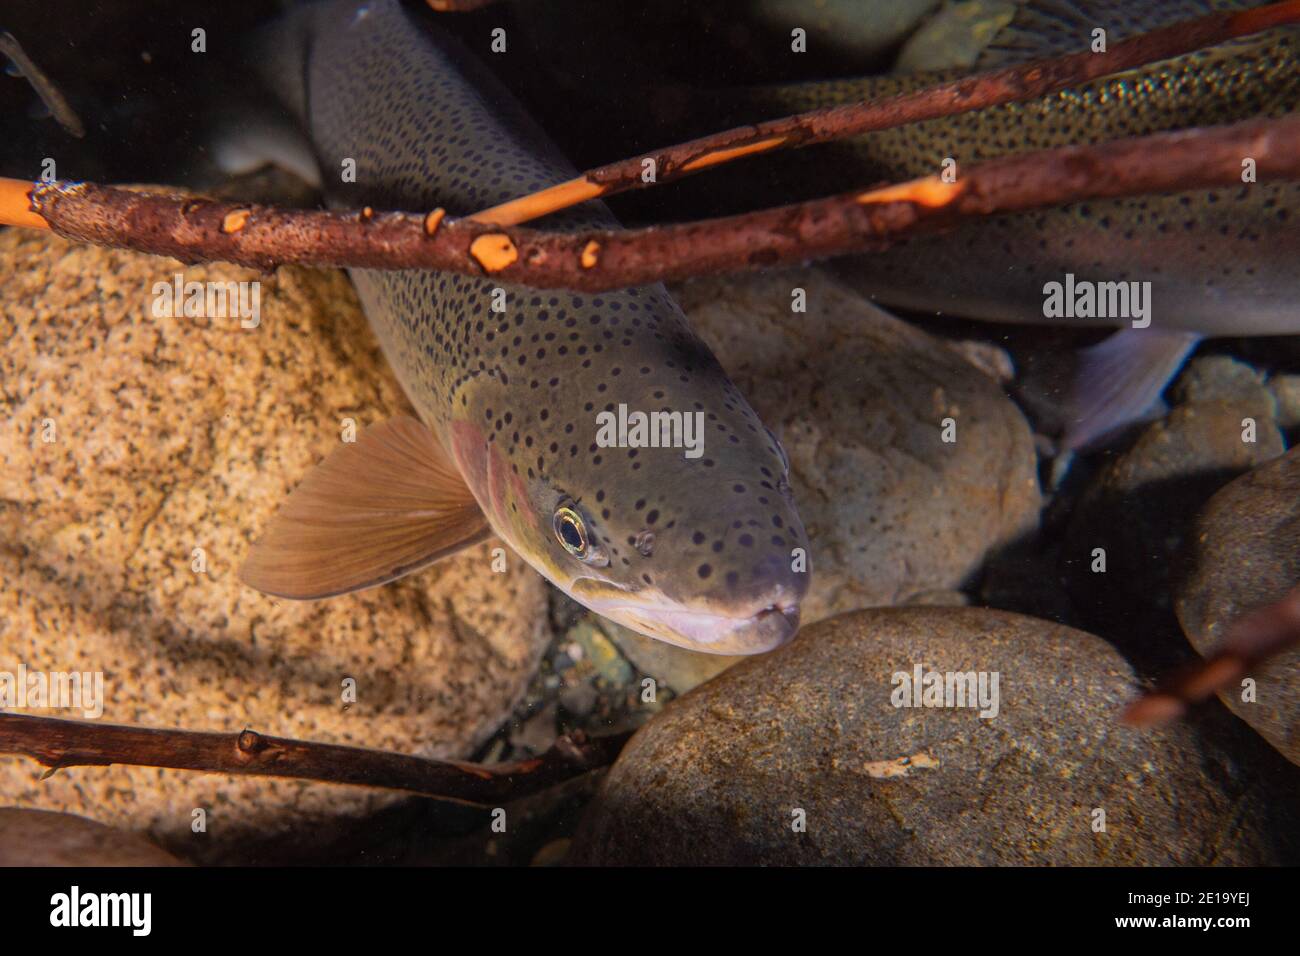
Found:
<box><xmin>0</xmin><ymin>230</ymin><xmax>550</xmax><ymax>863</ymax></box>
<box><xmin>895</xmin><ymin>0</ymin><xmax>1018</xmax><ymax>73</ymax></box>
<box><xmin>1169</xmin><ymin>355</ymin><xmax>1278</xmax><ymax>418</ymax></box>
<box><xmin>1270</xmin><ymin>373</ymin><xmax>1300</xmax><ymax>435</ymax></box>
<box><xmin>1063</xmin><ymin>357</ymin><xmax>1286</xmax><ymax>664</ymax></box>
<box><xmin>570</xmin><ymin>607</ymin><xmax>1299</xmax><ymax>865</ymax></box>
<box><xmin>0</xmin><ymin>808</ymin><xmax>186</xmax><ymax>866</ymax></box>
<box><xmin>1175</xmin><ymin>447</ymin><xmax>1300</xmax><ymax>765</ymax></box>
<box><xmin>754</xmin><ymin>0</ymin><xmax>942</xmax><ymax>63</ymax></box>
<box><xmin>674</xmin><ymin>270</ymin><xmax>1042</xmax><ymax>625</ymax></box>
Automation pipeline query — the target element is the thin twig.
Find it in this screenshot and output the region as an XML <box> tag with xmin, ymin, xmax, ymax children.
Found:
<box><xmin>1123</xmin><ymin>586</ymin><xmax>1300</xmax><ymax>728</ymax></box>
<box><xmin>5</xmin><ymin>115</ymin><xmax>1298</xmax><ymax>291</ymax></box>
<box><xmin>0</xmin><ymin>713</ymin><xmax>632</xmax><ymax>805</ymax></box>
<box><xmin>469</xmin><ymin>0</ymin><xmax>1300</xmax><ymax>225</ymax></box>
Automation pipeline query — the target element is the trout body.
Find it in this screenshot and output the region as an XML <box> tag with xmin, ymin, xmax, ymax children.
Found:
<box><xmin>243</xmin><ymin>0</ymin><xmax>808</xmax><ymax>654</ymax></box>
<box><xmin>729</xmin><ymin>0</ymin><xmax>1300</xmax><ymax>446</ymax></box>
<box><xmin>772</xmin><ymin>24</ymin><xmax>1300</xmax><ymax>335</ymax></box>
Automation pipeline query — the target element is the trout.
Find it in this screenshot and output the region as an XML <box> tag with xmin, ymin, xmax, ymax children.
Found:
<box><xmin>718</xmin><ymin>0</ymin><xmax>1300</xmax><ymax>447</ymax></box>
<box><xmin>238</xmin><ymin>0</ymin><xmax>809</xmax><ymax>655</ymax></box>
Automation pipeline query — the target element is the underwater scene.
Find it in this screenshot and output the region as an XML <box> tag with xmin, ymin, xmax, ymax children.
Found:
<box><xmin>0</xmin><ymin>0</ymin><xmax>1298</xmax><ymax>899</ymax></box>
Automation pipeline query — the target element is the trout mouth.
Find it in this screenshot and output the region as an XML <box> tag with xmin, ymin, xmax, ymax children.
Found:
<box><xmin>570</xmin><ymin>577</ymin><xmax>801</xmax><ymax>655</ymax></box>
<box><xmin>617</xmin><ymin>602</ymin><xmax>800</xmax><ymax>655</ymax></box>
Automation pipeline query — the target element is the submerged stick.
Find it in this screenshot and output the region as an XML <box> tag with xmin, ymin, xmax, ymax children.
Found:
<box><xmin>3</xmin><ymin>115</ymin><xmax>1297</xmax><ymax>290</ymax></box>
<box><xmin>0</xmin><ymin>713</ymin><xmax>631</xmax><ymax>805</ymax></box>
<box><xmin>469</xmin><ymin>0</ymin><xmax>1300</xmax><ymax>226</ymax></box>
<box><xmin>1123</xmin><ymin>586</ymin><xmax>1300</xmax><ymax>728</ymax></box>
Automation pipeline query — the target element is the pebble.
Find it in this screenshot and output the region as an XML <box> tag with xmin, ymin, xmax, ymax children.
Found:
<box><xmin>1169</xmin><ymin>355</ymin><xmax>1277</xmax><ymax>418</ymax></box>
<box><xmin>566</xmin><ymin>620</ymin><xmax>635</xmax><ymax>687</ymax></box>
<box><xmin>558</xmin><ymin>682</ymin><xmax>600</xmax><ymax>718</ymax></box>
<box><xmin>1269</xmin><ymin>374</ymin><xmax>1300</xmax><ymax>433</ymax></box>
<box><xmin>0</xmin><ymin>808</ymin><xmax>186</xmax><ymax>866</ymax></box>
<box><xmin>530</xmin><ymin>838</ymin><xmax>571</xmax><ymax>867</ymax></box>
<box><xmin>601</xmin><ymin>621</ymin><xmax>741</xmax><ymax>695</ymax></box>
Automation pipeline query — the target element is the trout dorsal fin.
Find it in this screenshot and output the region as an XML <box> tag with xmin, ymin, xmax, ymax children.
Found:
<box><xmin>240</xmin><ymin>416</ymin><xmax>490</xmax><ymax>599</ymax></box>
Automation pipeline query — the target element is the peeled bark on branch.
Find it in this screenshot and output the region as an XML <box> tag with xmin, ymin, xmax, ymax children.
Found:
<box><xmin>6</xmin><ymin>114</ymin><xmax>1298</xmax><ymax>291</ymax></box>
<box><xmin>0</xmin><ymin>713</ymin><xmax>631</xmax><ymax>806</ymax></box>
<box><xmin>3</xmin><ymin>2</ymin><xmax>1296</xmax><ymax>290</ymax></box>
<box><xmin>470</xmin><ymin>0</ymin><xmax>1300</xmax><ymax>226</ymax></box>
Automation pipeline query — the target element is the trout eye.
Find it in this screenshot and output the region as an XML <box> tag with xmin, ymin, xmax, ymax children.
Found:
<box><xmin>554</xmin><ymin>506</ymin><xmax>589</xmax><ymax>557</ymax></box>
<box><xmin>553</xmin><ymin>500</ymin><xmax>609</xmax><ymax>567</ymax></box>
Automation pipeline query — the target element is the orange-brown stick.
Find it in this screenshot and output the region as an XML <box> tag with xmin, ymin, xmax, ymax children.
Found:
<box><xmin>0</xmin><ymin>178</ymin><xmax>49</xmax><ymax>230</ymax></box>
<box><xmin>11</xmin><ymin>115</ymin><xmax>1300</xmax><ymax>291</ymax></box>
<box><xmin>1123</xmin><ymin>587</ymin><xmax>1300</xmax><ymax>728</ymax></box>
<box><xmin>0</xmin><ymin>712</ymin><xmax>631</xmax><ymax>805</ymax></box>
<box><xmin>469</xmin><ymin>0</ymin><xmax>1300</xmax><ymax>226</ymax></box>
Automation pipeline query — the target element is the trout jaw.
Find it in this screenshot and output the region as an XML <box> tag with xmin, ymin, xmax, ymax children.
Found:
<box><xmin>570</xmin><ymin>577</ymin><xmax>804</xmax><ymax>655</ymax></box>
<box><xmin>603</xmin><ymin>600</ymin><xmax>801</xmax><ymax>655</ymax></box>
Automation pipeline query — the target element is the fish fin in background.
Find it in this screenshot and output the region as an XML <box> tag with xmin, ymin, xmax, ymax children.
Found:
<box><xmin>1123</xmin><ymin>584</ymin><xmax>1300</xmax><ymax>727</ymax></box>
<box><xmin>974</xmin><ymin>0</ymin><xmax>1220</xmax><ymax>68</ymax></box>
<box><xmin>240</xmin><ymin>416</ymin><xmax>491</xmax><ymax>599</ymax></box>
<box><xmin>209</xmin><ymin>107</ymin><xmax>323</xmax><ymax>189</ymax></box>
<box><xmin>1062</xmin><ymin>327</ymin><xmax>1201</xmax><ymax>451</ymax></box>
<box><xmin>0</xmin><ymin>31</ymin><xmax>86</xmax><ymax>138</ymax></box>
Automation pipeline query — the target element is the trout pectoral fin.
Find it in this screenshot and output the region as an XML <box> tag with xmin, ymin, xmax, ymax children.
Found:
<box><xmin>240</xmin><ymin>415</ymin><xmax>490</xmax><ymax>599</ymax></box>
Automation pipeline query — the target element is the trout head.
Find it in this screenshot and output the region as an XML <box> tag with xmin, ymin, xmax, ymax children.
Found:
<box><xmin>449</xmin><ymin>284</ymin><xmax>810</xmax><ymax>655</ymax></box>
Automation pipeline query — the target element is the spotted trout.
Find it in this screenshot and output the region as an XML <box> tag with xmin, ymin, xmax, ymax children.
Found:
<box><xmin>237</xmin><ymin>0</ymin><xmax>808</xmax><ymax>654</ymax></box>
<box><xmin>716</xmin><ymin>0</ymin><xmax>1300</xmax><ymax>447</ymax></box>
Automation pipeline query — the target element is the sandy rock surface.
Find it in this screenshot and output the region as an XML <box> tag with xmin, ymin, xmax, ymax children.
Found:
<box><xmin>0</xmin><ymin>231</ymin><xmax>550</xmax><ymax>863</ymax></box>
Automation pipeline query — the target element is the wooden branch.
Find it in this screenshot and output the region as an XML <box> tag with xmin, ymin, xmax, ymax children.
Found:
<box><xmin>0</xmin><ymin>713</ymin><xmax>631</xmax><ymax>805</ymax></box>
<box><xmin>0</xmin><ymin>176</ymin><xmax>48</xmax><ymax>230</ymax></box>
<box><xmin>469</xmin><ymin>0</ymin><xmax>1300</xmax><ymax>225</ymax></box>
<box><xmin>1123</xmin><ymin>586</ymin><xmax>1300</xmax><ymax>728</ymax></box>
<box><xmin>5</xmin><ymin>115</ymin><xmax>1298</xmax><ymax>291</ymax></box>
